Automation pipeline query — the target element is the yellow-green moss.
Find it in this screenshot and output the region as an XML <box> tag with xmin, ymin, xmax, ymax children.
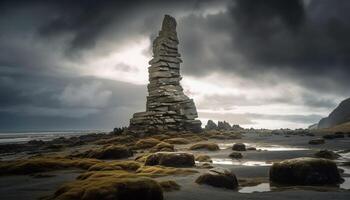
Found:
<box><xmin>53</xmin><ymin>171</ymin><xmax>163</xmax><ymax>200</ymax></box>
<box><xmin>195</xmin><ymin>155</ymin><xmax>212</xmax><ymax>162</ymax></box>
<box><xmin>163</xmin><ymin>138</ymin><xmax>190</xmax><ymax>144</ymax></box>
<box><xmin>88</xmin><ymin>160</ymin><xmax>141</xmax><ymax>172</ymax></box>
<box><xmin>0</xmin><ymin>157</ymin><xmax>102</xmax><ymax>175</ymax></box>
<box><xmin>135</xmin><ymin>138</ymin><xmax>161</xmax><ymax>149</ymax></box>
<box><xmin>150</xmin><ymin>142</ymin><xmax>174</xmax><ymax>152</ymax></box>
<box><xmin>136</xmin><ymin>165</ymin><xmax>198</xmax><ymax>177</ymax></box>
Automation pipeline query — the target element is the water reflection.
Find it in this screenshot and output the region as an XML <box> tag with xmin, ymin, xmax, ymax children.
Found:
<box><xmin>340</xmin><ymin>177</ymin><xmax>350</xmax><ymax>190</ymax></box>
<box><xmin>239</xmin><ymin>183</ymin><xmax>270</xmax><ymax>193</ymax></box>
<box><xmin>212</xmin><ymin>158</ymin><xmax>272</xmax><ymax>166</ymax></box>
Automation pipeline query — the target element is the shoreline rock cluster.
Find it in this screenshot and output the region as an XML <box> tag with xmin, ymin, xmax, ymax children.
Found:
<box><xmin>129</xmin><ymin>15</ymin><xmax>201</xmax><ymax>135</ymax></box>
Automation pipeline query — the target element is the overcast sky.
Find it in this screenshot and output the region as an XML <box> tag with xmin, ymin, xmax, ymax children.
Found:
<box><xmin>1</xmin><ymin>0</ymin><xmax>349</xmax><ymax>131</ymax></box>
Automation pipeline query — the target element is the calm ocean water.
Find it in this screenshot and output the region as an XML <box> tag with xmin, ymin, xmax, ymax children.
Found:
<box><xmin>0</xmin><ymin>130</ymin><xmax>109</xmax><ymax>144</ymax></box>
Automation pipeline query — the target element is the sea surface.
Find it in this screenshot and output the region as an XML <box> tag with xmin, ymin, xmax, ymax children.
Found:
<box><xmin>0</xmin><ymin>130</ymin><xmax>108</xmax><ymax>144</ymax></box>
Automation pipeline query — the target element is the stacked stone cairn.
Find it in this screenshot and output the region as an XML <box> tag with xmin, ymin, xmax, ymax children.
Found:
<box><xmin>128</xmin><ymin>15</ymin><xmax>202</xmax><ymax>135</ymax></box>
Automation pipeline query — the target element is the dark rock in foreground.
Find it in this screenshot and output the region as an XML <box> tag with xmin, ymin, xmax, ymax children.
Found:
<box><xmin>195</xmin><ymin>167</ymin><xmax>239</xmax><ymax>189</ymax></box>
<box><xmin>269</xmin><ymin>157</ymin><xmax>343</xmax><ymax>185</ymax></box>
<box><xmin>145</xmin><ymin>152</ymin><xmax>195</xmax><ymax>167</ymax></box>
<box><xmin>232</xmin><ymin>143</ymin><xmax>246</xmax><ymax>151</ymax></box>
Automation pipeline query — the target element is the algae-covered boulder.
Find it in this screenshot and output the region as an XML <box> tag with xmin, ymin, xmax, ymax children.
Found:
<box><xmin>79</xmin><ymin>145</ymin><xmax>133</xmax><ymax>159</ymax></box>
<box><xmin>195</xmin><ymin>155</ymin><xmax>212</xmax><ymax>163</ymax></box>
<box><xmin>232</xmin><ymin>143</ymin><xmax>246</xmax><ymax>151</ymax></box>
<box><xmin>269</xmin><ymin>157</ymin><xmax>343</xmax><ymax>185</ymax></box>
<box><xmin>135</xmin><ymin>138</ymin><xmax>161</xmax><ymax>149</ymax></box>
<box><xmin>189</xmin><ymin>143</ymin><xmax>219</xmax><ymax>151</ymax></box>
<box><xmin>145</xmin><ymin>152</ymin><xmax>195</xmax><ymax>167</ymax></box>
<box><xmin>150</xmin><ymin>142</ymin><xmax>175</xmax><ymax>152</ymax></box>
<box><xmin>314</xmin><ymin>150</ymin><xmax>340</xmax><ymax>159</ymax></box>
<box><xmin>195</xmin><ymin>167</ymin><xmax>239</xmax><ymax>189</ymax></box>
<box><xmin>53</xmin><ymin>172</ymin><xmax>163</xmax><ymax>200</ymax></box>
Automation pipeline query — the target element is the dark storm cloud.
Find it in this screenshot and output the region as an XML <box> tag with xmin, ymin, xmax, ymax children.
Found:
<box><xmin>180</xmin><ymin>0</ymin><xmax>350</xmax><ymax>96</ymax></box>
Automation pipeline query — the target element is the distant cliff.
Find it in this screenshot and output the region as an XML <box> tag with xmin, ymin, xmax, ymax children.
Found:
<box><xmin>318</xmin><ymin>98</ymin><xmax>350</xmax><ymax>128</ymax></box>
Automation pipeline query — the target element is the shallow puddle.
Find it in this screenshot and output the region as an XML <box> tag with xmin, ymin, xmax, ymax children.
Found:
<box><xmin>211</xmin><ymin>158</ymin><xmax>272</xmax><ymax>166</ymax></box>
<box><xmin>239</xmin><ymin>183</ymin><xmax>270</xmax><ymax>193</ymax></box>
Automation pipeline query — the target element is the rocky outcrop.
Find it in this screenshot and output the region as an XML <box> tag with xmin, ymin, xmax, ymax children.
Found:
<box><xmin>128</xmin><ymin>15</ymin><xmax>202</xmax><ymax>135</ymax></box>
<box><xmin>205</xmin><ymin>120</ymin><xmax>218</xmax><ymax>130</ymax></box>
<box><xmin>318</xmin><ymin>98</ymin><xmax>350</xmax><ymax>128</ymax></box>
<box><xmin>217</xmin><ymin>121</ymin><xmax>232</xmax><ymax>130</ymax></box>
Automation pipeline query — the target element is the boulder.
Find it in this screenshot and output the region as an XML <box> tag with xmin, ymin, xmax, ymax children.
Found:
<box><xmin>150</xmin><ymin>142</ymin><xmax>175</xmax><ymax>152</ymax></box>
<box><xmin>229</xmin><ymin>152</ymin><xmax>243</xmax><ymax>159</ymax></box>
<box><xmin>314</xmin><ymin>150</ymin><xmax>340</xmax><ymax>159</ymax></box>
<box><xmin>195</xmin><ymin>167</ymin><xmax>239</xmax><ymax>189</ymax></box>
<box><xmin>195</xmin><ymin>155</ymin><xmax>212</xmax><ymax>163</ymax></box>
<box><xmin>308</xmin><ymin>138</ymin><xmax>325</xmax><ymax>145</ymax></box>
<box><xmin>189</xmin><ymin>143</ymin><xmax>219</xmax><ymax>151</ymax></box>
<box><xmin>269</xmin><ymin>157</ymin><xmax>343</xmax><ymax>185</ymax></box>
<box><xmin>145</xmin><ymin>152</ymin><xmax>195</xmax><ymax>167</ymax></box>
<box><xmin>135</xmin><ymin>138</ymin><xmax>161</xmax><ymax>149</ymax></box>
<box><xmin>232</xmin><ymin>143</ymin><xmax>246</xmax><ymax>151</ymax></box>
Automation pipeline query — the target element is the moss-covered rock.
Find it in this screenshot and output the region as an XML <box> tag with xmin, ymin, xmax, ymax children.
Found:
<box><xmin>145</xmin><ymin>152</ymin><xmax>195</xmax><ymax>167</ymax></box>
<box><xmin>88</xmin><ymin>160</ymin><xmax>141</xmax><ymax>171</ymax></box>
<box><xmin>0</xmin><ymin>157</ymin><xmax>102</xmax><ymax>175</ymax></box>
<box><xmin>135</xmin><ymin>138</ymin><xmax>161</xmax><ymax>149</ymax></box>
<box><xmin>53</xmin><ymin>171</ymin><xmax>163</xmax><ymax>200</ymax></box>
<box><xmin>232</xmin><ymin>143</ymin><xmax>246</xmax><ymax>151</ymax></box>
<box><xmin>150</xmin><ymin>142</ymin><xmax>175</xmax><ymax>152</ymax></box>
<box><xmin>189</xmin><ymin>143</ymin><xmax>219</xmax><ymax>151</ymax></box>
<box><xmin>195</xmin><ymin>155</ymin><xmax>212</xmax><ymax>163</ymax></box>
<box><xmin>195</xmin><ymin>167</ymin><xmax>239</xmax><ymax>189</ymax></box>
<box><xmin>136</xmin><ymin>165</ymin><xmax>197</xmax><ymax>177</ymax></box>
<box><xmin>269</xmin><ymin>157</ymin><xmax>343</xmax><ymax>185</ymax></box>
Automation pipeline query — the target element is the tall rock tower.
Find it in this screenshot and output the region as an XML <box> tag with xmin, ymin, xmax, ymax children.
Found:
<box><xmin>129</xmin><ymin>15</ymin><xmax>202</xmax><ymax>134</ymax></box>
